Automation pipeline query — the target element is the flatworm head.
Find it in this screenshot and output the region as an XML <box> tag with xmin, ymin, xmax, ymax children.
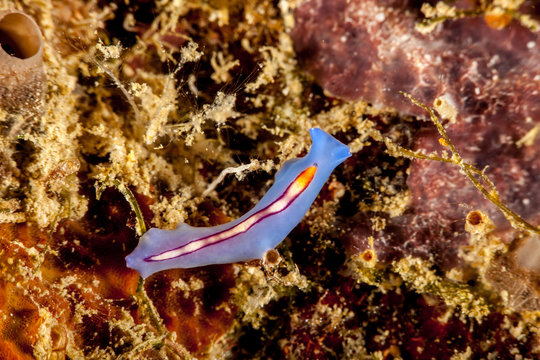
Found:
<box><xmin>126</xmin><ymin>128</ymin><xmax>350</xmax><ymax>278</ymax></box>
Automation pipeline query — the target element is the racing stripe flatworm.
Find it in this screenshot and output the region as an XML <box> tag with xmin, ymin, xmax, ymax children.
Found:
<box><xmin>125</xmin><ymin>128</ymin><xmax>351</xmax><ymax>278</ymax></box>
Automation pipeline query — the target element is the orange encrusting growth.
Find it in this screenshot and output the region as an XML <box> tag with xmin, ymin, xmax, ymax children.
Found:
<box><xmin>484</xmin><ymin>12</ymin><xmax>512</xmax><ymax>30</ymax></box>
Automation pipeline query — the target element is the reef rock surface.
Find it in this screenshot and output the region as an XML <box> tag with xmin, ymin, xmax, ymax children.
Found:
<box><xmin>293</xmin><ymin>0</ymin><xmax>540</xmax><ymax>269</ymax></box>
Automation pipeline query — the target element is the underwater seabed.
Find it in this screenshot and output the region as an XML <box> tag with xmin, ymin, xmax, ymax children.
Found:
<box><xmin>0</xmin><ymin>0</ymin><xmax>539</xmax><ymax>359</ymax></box>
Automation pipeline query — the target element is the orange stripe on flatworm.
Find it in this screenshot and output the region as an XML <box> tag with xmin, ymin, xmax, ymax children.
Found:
<box><xmin>293</xmin><ymin>166</ymin><xmax>317</xmax><ymax>190</ymax></box>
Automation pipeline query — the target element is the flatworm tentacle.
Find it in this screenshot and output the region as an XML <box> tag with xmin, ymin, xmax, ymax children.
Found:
<box><xmin>126</xmin><ymin>128</ymin><xmax>351</xmax><ymax>278</ymax></box>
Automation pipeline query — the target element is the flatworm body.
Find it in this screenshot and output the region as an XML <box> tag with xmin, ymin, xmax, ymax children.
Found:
<box><xmin>126</xmin><ymin>128</ymin><xmax>351</xmax><ymax>278</ymax></box>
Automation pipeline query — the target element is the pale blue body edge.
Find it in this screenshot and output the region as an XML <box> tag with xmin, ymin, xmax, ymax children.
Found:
<box><xmin>125</xmin><ymin>128</ymin><xmax>351</xmax><ymax>278</ymax></box>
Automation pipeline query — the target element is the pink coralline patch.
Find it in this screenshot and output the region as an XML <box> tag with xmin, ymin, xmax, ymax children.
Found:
<box><xmin>293</xmin><ymin>0</ymin><xmax>540</xmax><ymax>269</ymax></box>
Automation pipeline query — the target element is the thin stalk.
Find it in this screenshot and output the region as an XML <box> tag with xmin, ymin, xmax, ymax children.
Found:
<box><xmin>399</xmin><ymin>92</ymin><xmax>539</xmax><ymax>234</ymax></box>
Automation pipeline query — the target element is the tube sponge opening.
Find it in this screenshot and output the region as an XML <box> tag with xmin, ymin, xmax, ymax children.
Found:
<box><xmin>0</xmin><ymin>12</ymin><xmax>42</xmax><ymax>59</ymax></box>
<box><xmin>0</xmin><ymin>10</ymin><xmax>45</xmax><ymax>112</ymax></box>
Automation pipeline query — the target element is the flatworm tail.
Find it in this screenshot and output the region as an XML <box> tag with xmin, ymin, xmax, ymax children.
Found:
<box><xmin>125</xmin><ymin>128</ymin><xmax>350</xmax><ymax>278</ymax></box>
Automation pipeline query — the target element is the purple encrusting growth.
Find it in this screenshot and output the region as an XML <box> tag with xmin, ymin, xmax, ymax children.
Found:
<box><xmin>293</xmin><ymin>0</ymin><xmax>540</xmax><ymax>269</ymax></box>
<box><xmin>293</xmin><ymin>0</ymin><xmax>540</xmax><ymax>121</ymax></box>
<box><xmin>126</xmin><ymin>128</ymin><xmax>351</xmax><ymax>278</ymax></box>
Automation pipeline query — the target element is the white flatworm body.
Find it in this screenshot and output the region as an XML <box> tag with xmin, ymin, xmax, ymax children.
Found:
<box><xmin>125</xmin><ymin>128</ymin><xmax>351</xmax><ymax>278</ymax></box>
